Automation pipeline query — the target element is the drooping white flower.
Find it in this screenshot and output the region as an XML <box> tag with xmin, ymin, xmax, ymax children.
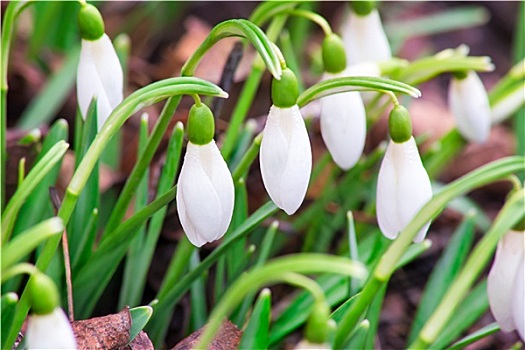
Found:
<box><xmin>176</xmin><ymin>140</ymin><xmax>234</xmax><ymax>247</ymax></box>
<box><xmin>77</xmin><ymin>34</ymin><xmax>123</xmax><ymax>131</ymax></box>
<box><xmin>341</xmin><ymin>9</ymin><xmax>391</xmax><ymax>66</ymax></box>
<box><xmin>376</xmin><ymin>137</ymin><xmax>433</xmax><ymax>242</ymax></box>
<box><xmin>320</xmin><ymin>73</ymin><xmax>366</xmax><ymax>170</ymax></box>
<box><xmin>26</xmin><ymin>307</ymin><xmax>77</xmax><ymax>349</ymax></box>
<box><xmin>260</xmin><ymin>105</ymin><xmax>312</xmax><ymax>215</ymax></box>
<box><xmin>448</xmin><ymin>71</ymin><xmax>491</xmax><ymax>143</ymax></box>
<box><xmin>487</xmin><ymin>230</ymin><xmax>525</xmax><ymax>340</ymax></box>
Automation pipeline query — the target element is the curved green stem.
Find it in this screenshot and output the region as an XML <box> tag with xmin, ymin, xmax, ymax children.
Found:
<box><xmin>297</xmin><ymin>76</ymin><xmax>421</xmax><ymax>108</ymax></box>
<box><xmin>333</xmin><ymin>156</ymin><xmax>525</xmax><ymax>349</ymax></box>
<box><xmin>196</xmin><ymin>254</ymin><xmax>367</xmax><ymax>349</ymax></box>
<box><xmin>285</xmin><ymin>9</ymin><xmax>332</xmax><ymax>36</ymax></box>
<box><xmin>410</xmin><ymin>189</ymin><xmax>525</xmax><ymax>349</ymax></box>
<box><xmin>181</xmin><ymin>19</ymin><xmax>282</xmax><ymax>79</ymax></box>
<box><xmin>1</xmin><ymin>263</ymin><xmax>38</xmax><ymax>284</ymax></box>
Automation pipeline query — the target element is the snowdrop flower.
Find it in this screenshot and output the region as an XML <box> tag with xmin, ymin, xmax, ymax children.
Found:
<box><xmin>27</xmin><ymin>308</ymin><xmax>77</xmax><ymax>349</ymax></box>
<box><xmin>77</xmin><ymin>3</ymin><xmax>123</xmax><ymax>131</ymax></box>
<box><xmin>448</xmin><ymin>71</ymin><xmax>491</xmax><ymax>143</ymax></box>
<box><xmin>487</xmin><ymin>230</ymin><xmax>524</xmax><ymax>340</ymax></box>
<box><xmin>176</xmin><ymin>103</ymin><xmax>234</xmax><ymax>247</ymax></box>
<box><xmin>320</xmin><ymin>33</ymin><xmax>366</xmax><ymax>170</ymax></box>
<box><xmin>260</xmin><ymin>68</ymin><xmax>312</xmax><ymax>215</ymax></box>
<box><xmin>376</xmin><ymin>106</ymin><xmax>432</xmax><ymax>242</ymax></box>
<box><xmin>26</xmin><ymin>272</ymin><xmax>77</xmax><ymax>349</ymax></box>
<box><xmin>341</xmin><ymin>3</ymin><xmax>391</xmax><ymax>66</ymax></box>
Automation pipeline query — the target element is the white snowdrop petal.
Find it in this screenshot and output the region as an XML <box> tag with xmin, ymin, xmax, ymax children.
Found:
<box><xmin>320</xmin><ymin>87</ymin><xmax>366</xmax><ymax>170</ymax></box>
<box><xmin>449</xmin><ymin>71</ymin><xmax>491</xmax><ymax>143</ymax></box>
<box><xmin>260</xmin><ymin>105</ymin><xmax>312</xmax><ymax>215</ymax></box>
<box><xmin>376</xmin><ymin>142</ymin><xmax>402</xmax><ymax>240</ymax></box>
<box><xmin>202</xmin><ymin>141</ymin><xmax>235</xmax><ymax>240</ymax></box>
<box><xmin>176</xmin><ymin>142</ymin><xmax>234</xmax><ymax>247</ymax></box>
<box><xmin>488</xmin><ymin>230</ymin><xmax>524</xmax><ymax>332</ymax></box>
<box><xmin>341</xmin><ymin>9</ymin><xmax>391</xmax><ymax>66</ymax></box>
<box><xmin>77</xmin><ymin>36</ymin><xmax>123</xmax><ymax>131</ymax></box>
<box><xmin>377</xmin><ymin>138</ymin><xmax>432</xmax><ymax>242</ymax></box>
<box><xmin>89</xmin><ymin>34</ymin><xmax>123</xmax><ymax>109</ymax></box>
<box><xmin>393</xmin><ymin>138</ymin><xmax>433</xmax><ymax>243</ymax></box>
<box><xmin>26</xmin><ymin>308</ymin><xmax>77</xmax><ymax>349</ymax></box>
<box><xmin>344</xmin><ymin>62</ymin><xmax>381</xmax><ymax>77</ymax></box>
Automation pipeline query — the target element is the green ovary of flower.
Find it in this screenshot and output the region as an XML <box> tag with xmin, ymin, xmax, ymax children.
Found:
<box><xmin>350</xmin><ymin>0</ymin><xmax>377</xmax><ymax>16</ymax></box>
<box><xmin>78</xmin><ymin>3</ymin><xmax>105</xmax><ymax>41</ymax></box>
<box><xmin>28</xmin><ymin>273</ymin><xmax>59</xmax><ymax>315</ymax></box>
<box><xmin>322</xmin><ymin>33</ymin><xmax>347</xmax><ymax>74</ymax></box>
<box><xmin>188</xmin><ymin>103</ymin><xmax>215</xmax><ymax>145</ymax></box>
<box><xmin>388</xmin><ymin>105</ymin><xmax>413</xmax><ymax>143</ymax></box>
<box><xmin>272</xmin><ymin>67</ymin><xmax>299</xmax><ymax>108</ymax></box>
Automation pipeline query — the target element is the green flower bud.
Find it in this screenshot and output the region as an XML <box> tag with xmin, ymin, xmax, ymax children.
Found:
<box><xmin>350</xmin><ymin>1</ymin><xmax>377</xmax><ymax>16</ymax></box>
<box><xmin>188</xmin><ymin>103</ymin><xmax>215</xmax><ymax>145</ymax></box>
<box><xmin>452</xmin><ymin>71</ymin><xmax>468</xmax><ymax>80</ymax></box>
<box><xmin>78</xmin><ymin>3</ymin><xmax>105</xmax><ymax>41</ymax></box>
<box><xmin>388</xmin><ymin>105</ymin><xmax>412</xmax><ymax>143</ymax></box>
<box><xmin>28</xmin><ymin>273</ymin><xmax>59</xmax><ymax>315</ymax></box>
<box><xmin>305</xmin><ymin>301</ymin><xmax>331</xmax><ymax>344</ymax></box>
<box><xmin>322</xmin><ymin>34</ymin><xmax>347</xmax><ymax>74</ymax></box>
<box><xmin>272</xmin><ymin>67</ymin><xmax>299</xmax><ymax>108</ymax></box>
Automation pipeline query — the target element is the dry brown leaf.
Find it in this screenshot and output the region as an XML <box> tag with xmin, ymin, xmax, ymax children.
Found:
<box><xmin>171</xmin><ymin>320</ymin><xmax>242</xmax><ymax>350</ymax></box>
<box><xmin>72</xmin><ymin>308</ymin><xmax>131</xmax><ymax>350</ymax></box>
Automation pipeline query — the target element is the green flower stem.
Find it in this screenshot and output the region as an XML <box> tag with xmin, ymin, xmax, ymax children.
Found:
<box><xmin>1</xmin><ymin>0</ymin><xmax>34</xmax><ymax>210</ymax></box>
<box><xmin>3</xmin><ymin>78</ymin><xmax>226</xmax><ymax>350</ymax></box>
<box><xmin>297</xmin><ymin>76</ymin><xmax>421</xmax><ymax>108</ymax></box>
<box><xmin>333</xmin><ymin>156</ymin><xmax>525</xmax><ymax>349</ymax></box>
<box><xmin>284</xmin><ymin>9</ymin><xmax>332</xmax><ymax>36</ymax></box>
<box><xmin>196</xmin><ymin>254</ymin><xmax>368</xmax><ymax>349</ymax></box>
<box><xmin>395</xmin><ymin>55</ymin><xmax>494</xmax><ymax>86</ymax></box>
<box><xmin>231</xmin><ymin>132</ymin><xmax>262</xmax><ymax>181</ymax></box>
<box><xmin>1</xmin><ymin>263</ymin><xmax>38</xmax><ymax>284</ymax></box>
<box><xmin>220</xmin><ymin>15</ymin><xmax>288</xmax><ymax>160</ymax></box>
<box><xmin>410</xmin><ymin>189</ymin><xmax>524</xmax><ymax>349</ymax></box>
<box><xmin>104</xmin><ymin>95</ymin><xmax>181</xmax><ymax>233</ymax></box>
<box><xmin>181</xmin><ymin>19</ymin><xmax>281</xmax><ymax>79</ymax></box>
<box><xmin>249</xmin><ymin>1</ymin><xmax>297</xmax><ymax>27</ymax></box>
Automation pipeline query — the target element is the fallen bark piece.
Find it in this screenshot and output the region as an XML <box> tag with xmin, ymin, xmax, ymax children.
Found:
<box><xmin>120</xmin><ymin>331</ymin><xmax>154</xmax><ymax>350</ymax></box>
<box><xmin>72</xmin><ymin>308</ymin><xmax>131</xmax><ymax>349</ymax></box>
<box><xmin>172</xmin><ymin>320</ymin><xmax>242</xmax><ymax>350</ymax></box>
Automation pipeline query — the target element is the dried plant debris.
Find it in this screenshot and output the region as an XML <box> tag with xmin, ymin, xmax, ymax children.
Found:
<box><xmin>172</xmin><ymin>320</ymin><xmax>242</xmax><ymax>350</ymax></box>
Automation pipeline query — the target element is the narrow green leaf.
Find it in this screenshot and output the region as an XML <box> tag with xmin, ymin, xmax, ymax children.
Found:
<box><xmin>408</xmin><ymin>213</ymin><xmax>476</xmax><ymax>343</ymax></box>
<box><xmin>448</xmin><ymin>322</ymin><xmax>500</xmax><ymax>350</ymax></box>
<box><xmin>72</xmin><ymin>208</ymin><xmax>98</xmax><ymax>270</ymax></box>
<box><xmin>129</xmin><ymin>306</ymin><xmax>153</xmax><ymax>343</ymax></box>
<box><xmin>1</xmin><ymin>140</ymin><xmax>68</xmax><ymax>242</ymax></box>
<box><xmin>2</xmin><ymin>218</ymin><xmax>63</xmax><ymax>271</ymax></box>
<box><xmin>189</xmin><ymin>251</ymin><xmax>207</xmax><ymax>330</ymax></box>
<box><xmin>119</xmin><ymin>113</ymin><xmax>150</xmax><ymax>309</ymax></box>
<box><xmin>430</xmin><ymin>281</ymin><xmax>489</xmax><ymax>349</ymax></box>
<box><xmin>68</xmin><ymin>100</ymin><xmax>99</xmax><ymax>268</ymax></box>
<box><xmin>239</xmin><ymin>289</ymin><xmax>272</xmax><ymax>350</ymax></box>
<box><xmin>297</xmin><ymin>76</ymin><xmax>422</xmax><ymax>108</ymax></box>
<box><xmin>17</xmin><ymin>128</ymin><xmax>41</xmax><ymax>145</ymax></box>
<box><xmin>344</xmin><ymin>319</ymin><xmax>370</xmax><ymax>350</ymax></box>
<box><xmin>12</xmin><ymin>119</ymin><xmax>68</xmax><ymax>235</ymax></box>
<box><xmin>226</xmin><ymin>179</ymin><xmax>249</xmax><ymax>282</ymax></box>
